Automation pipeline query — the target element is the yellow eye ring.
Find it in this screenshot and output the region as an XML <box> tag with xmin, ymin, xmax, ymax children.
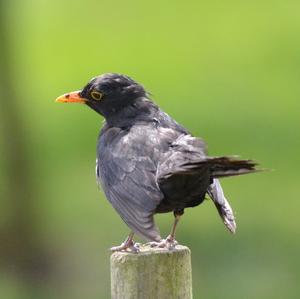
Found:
<box><xmin>90</xmin><ymin>91</ymin><xmax>103</xmax><ymax>101</ymax></box>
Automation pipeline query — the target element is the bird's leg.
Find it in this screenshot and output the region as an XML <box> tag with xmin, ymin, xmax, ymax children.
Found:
<box><xmin>149</xmin><ymin>210</ymin><xmax>184</xmax><ymax>250</ymax></box>
<box><xmin>166</xmin><ymin>212</ymin><xmax>181</xmax><ymax>242</ymax></box>
<box><xmin>110</xmin><ymin>232</ymin><xmax>140</xmax><ymax>253</ymax></box>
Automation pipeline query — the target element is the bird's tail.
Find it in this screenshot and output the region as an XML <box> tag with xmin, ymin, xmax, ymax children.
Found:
<box><xmin>207</xmin><ymin>179</ymin><xmax>236</xmax><ymax>233</ymax></box>
<box><xmin>206</xmin><ymin>156</ymin><xmax>258</xmax><ymax>178</ymax></box>
<box><xmin>205</xmin><ymin>157</ymin><xmax>258</xmax><ymax>233</ymax></box>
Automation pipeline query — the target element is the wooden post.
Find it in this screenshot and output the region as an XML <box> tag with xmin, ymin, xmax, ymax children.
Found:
<box><xmin>110</xmin><ymin>244</ymin><xmax>192</xmax><ymax>299</ymax></box>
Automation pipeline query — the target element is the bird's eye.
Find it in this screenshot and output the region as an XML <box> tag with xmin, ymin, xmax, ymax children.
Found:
<box><xmin>90</xmin><ymin>91</ymin><xmax>103</xmax><ymax>101</ymax></box>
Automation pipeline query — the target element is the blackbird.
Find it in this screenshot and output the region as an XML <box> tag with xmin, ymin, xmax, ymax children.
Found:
<box><xmin>56</xmin><ymin>73</ymin><xmax>257</xmax><ymax>251</ymax></box>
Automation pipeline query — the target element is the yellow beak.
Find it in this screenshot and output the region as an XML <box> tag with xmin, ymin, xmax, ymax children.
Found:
<box><xmin>55</xmin><ymin>90</ymin><xmax>87</xmax><ymax>104</ymax></box>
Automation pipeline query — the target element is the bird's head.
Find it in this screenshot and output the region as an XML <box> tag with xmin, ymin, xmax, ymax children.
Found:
<box><xmin>56</xmin><ymin>73</ymin><xmax>147</xmax><ymax>118</ymax></box>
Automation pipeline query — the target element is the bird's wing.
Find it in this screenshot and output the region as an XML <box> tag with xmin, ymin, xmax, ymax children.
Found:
<box><xmin>157</xmin><ymin>134</ymin><xmax>257</xmax><ymax>182</ymax></box>
<box><xmin>96</xmin><ymin>126</ymin><xmax>165</xmax><ymax>241</ymax></box>
<box><xmin>157</xmin><ymin>134</ymin><xmax>208</xmax><ymax>181</ymax></box>
<box><xmin>157</xmin><ymin>134</ymin><xmax>210</xmax><ymax>205</ymax></box>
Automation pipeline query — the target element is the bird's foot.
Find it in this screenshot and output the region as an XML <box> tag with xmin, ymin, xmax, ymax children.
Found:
<box><xmin>148</xmin><ymin>235</ymin><xmax>178</xmax><ymax>250</ymax></box>
<box><xmin>110</xmin><ymin>239</ymin><xmax>140</xmax><ymax>253</ymax></box>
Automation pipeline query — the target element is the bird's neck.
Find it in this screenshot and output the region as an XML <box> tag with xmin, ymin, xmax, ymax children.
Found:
<box><xmin>105</xmin><ymin>97</ymin><xmax>160</xmax><ymax>128</ymax></box>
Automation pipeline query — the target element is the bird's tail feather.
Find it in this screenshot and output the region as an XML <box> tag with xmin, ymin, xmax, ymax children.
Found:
<box><xmin>180</xmin><ymin>156</ymin><xmax>258</xmax><ymax>178</ymax></box>
<box><xmin>206</xmin><ymin>156</ymin><xmax>258</xmax><ymax>178</ymax></box>
<box><xmin>207</xmin><ymin>179</ymin><xmax>236</xmax><ymax>233</ymax></box>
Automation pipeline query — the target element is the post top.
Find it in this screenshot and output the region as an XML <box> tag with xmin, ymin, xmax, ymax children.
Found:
<box><xmin>111</xmin><ymin>244</ymin><xmax>190</xmax><ymax>259</ymax></box>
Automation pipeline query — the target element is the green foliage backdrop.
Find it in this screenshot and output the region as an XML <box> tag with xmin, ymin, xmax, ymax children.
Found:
<box><xmin>0</xmin><ymin>1</ymin><xmax>299</xmax><ymax>298</ymax></box>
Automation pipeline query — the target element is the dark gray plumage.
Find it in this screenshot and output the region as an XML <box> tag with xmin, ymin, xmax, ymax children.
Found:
<box><xmin>57</xmin><ymin>73</ymin><xmax>257</xmax><ymax>247</ymax></box>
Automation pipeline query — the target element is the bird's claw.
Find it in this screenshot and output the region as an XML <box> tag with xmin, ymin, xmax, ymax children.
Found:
<box><xmin>148</xmin><ymin>235</ymin><xmax>178</xmax><ymax>250</ymax></box>
<box><xmin>110</xmin><ymin>240</ymin><xmax>140</xmax><ymax>253</ymax></box>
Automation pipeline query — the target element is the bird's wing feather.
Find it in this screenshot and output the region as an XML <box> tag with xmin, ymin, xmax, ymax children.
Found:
<box><xmin>96</xmin><ymin>125</ymin><xmax>165</xmax><ymax>241</ymax></box>
<box><xmin>157</xmin><ymin>134</ymin><xmax>208</xmax><ymax>180</ymax></box>
<box><xmin>156</xmin><ymin>134</ymin><xmax>210</xmax><ymax>207</ymax></box>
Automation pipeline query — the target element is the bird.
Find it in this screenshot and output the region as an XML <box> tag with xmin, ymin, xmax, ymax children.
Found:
<box><xmin>56</xmin><ymin>73</ymin><xmax>257</xmax><ymax>252</ymax></box>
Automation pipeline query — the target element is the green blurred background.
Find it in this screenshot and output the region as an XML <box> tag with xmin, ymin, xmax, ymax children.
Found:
<box><xmin>0</xmin><ymin>0</ymin><xmax>299</xmax><ymax>298</ymax></box>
